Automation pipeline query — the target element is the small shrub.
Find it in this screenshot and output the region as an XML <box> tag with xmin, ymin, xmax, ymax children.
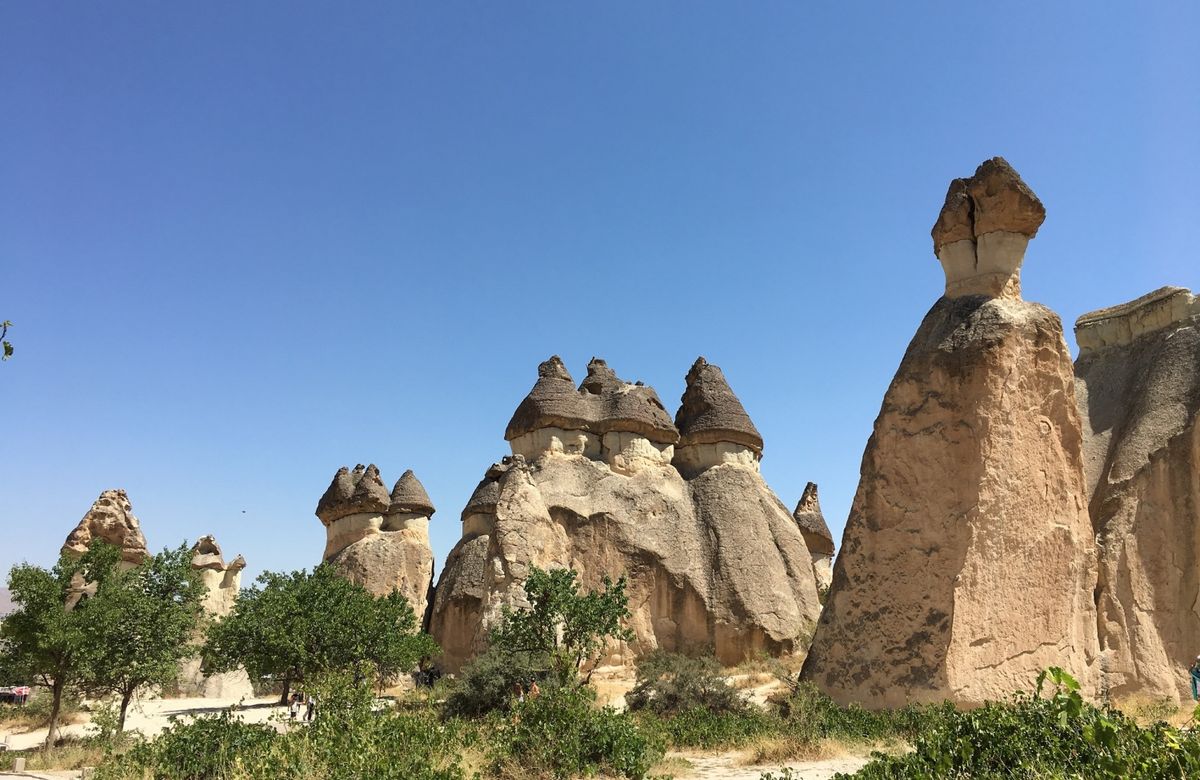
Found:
<box><xmin>840</xmin><ymin>667</ymin><xmax>1200</xmax><ymax>780</ymax></box>
<box><xmin>627</xmin><ymin>651</ymin><xmax>745</xmax><ymax>715</ymax></box>
<box><xmin>443</xmin><ymin>647</ymin><xmax>541</xmax><ymax>717</ymax></box>
<box><xmin>639</xmin><ymin>706</ymin><xmax>777</xmax><ymax>749</ymax></box>
<box><xmin>491</xmin><ymin>685</ymin><xmax>661</xmax><ymax>779</ymax></box>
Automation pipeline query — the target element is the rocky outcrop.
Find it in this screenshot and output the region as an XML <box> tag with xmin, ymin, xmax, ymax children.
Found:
<box><xmin>1075</xmin><ymin>286</ymin><xmax>1200</xmax><ymax>704</ymax></box>
<box><xmin>430</xmin><ymin>357</ymin><xmax>822</xmax><ymax>672</ymax></box>
<box><xmin>61</xmin><ymin>489</ymin><xmax>148</xmax><ymax>566</ymax></box>
<box><xmin>178</xmin><ymin>536</ymin><xmax>253</xmax><ymax>699</ymax></box>
<box><xmin>801</xmin><ymin>159</ymin><xmax>1099</xmax><ymax>708</ymax></box>
<box><xmin>317</xmin><ymin>465</ymin><xmax>436</xmax><ymax>618</ymax></box>
<box><xmin>792</xmin><ymin>483</ymin><xmax>834</xmax><ymax>593</ymax></box>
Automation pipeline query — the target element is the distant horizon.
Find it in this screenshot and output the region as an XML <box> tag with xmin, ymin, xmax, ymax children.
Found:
<box><xmin>3</xmin><ymin>2</ymin><xmax>1196</xmax><ymax>585</ymax></box>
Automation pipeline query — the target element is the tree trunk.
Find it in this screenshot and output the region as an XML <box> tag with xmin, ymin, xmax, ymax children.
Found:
<box><xmin>119</xmin><ymin>688</ymin><xmax>133</xmax><ymax>732</ymax></box>
<box><xmin>279</xmin><ymin>675</ymin><xmax>291</xmax><ymax>706</ymax></box>
<box><xmin>45</xmin><ymin>678</ymin><xmax>64</xmax><ymax>746</ymax></box>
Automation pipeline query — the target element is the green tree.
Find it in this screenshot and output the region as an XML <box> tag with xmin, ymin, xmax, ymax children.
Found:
<box><xmin>78</xmin><ymin>543</ymin><xmax>206</xmax><ymax>730</ymax></box>
<box><xmin>490</xmin><ymin>567</ymin><xmax>633</xmax><ymax>688</ymax></box>
<box><xmin>0</xmin><ymin>552</ymin><xmax>92</xmax><ymax>744</ymax></box>
<box><xmin>204</xmin><ymin>564</ymin><xmax>436</xmax><ymax>703</ymax></box>
<box><xmin>1</xmin><ymin>319</ymin><xmax>11</xmax><ymax>360</ymax></box>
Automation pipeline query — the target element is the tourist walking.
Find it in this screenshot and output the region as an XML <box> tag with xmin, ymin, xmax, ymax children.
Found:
<box><xmin>289</xmin><ymin>694</ymin><xmax>300</xmax><ymax>720</ymax></box>
<box><xmin>1189</xmin><ymin>656</ymin><xmax>1200</xmax><ymax>701</ymax></box>
<box><xmin>305</xmin><ymin>694</ymin><xmax>316</xmax><ymax>722</ymax></box>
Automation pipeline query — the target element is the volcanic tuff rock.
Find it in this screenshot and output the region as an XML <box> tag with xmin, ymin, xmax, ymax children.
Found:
<box><xmin>316</xmin><ymin>464</ymin><xmax>435</xmax><ymax>618</ymax></box>
<box><xmin>61</xmin><ymin>489</ymin><xmax>148</xmax><ymax>566</ymax></box>
<box><xmin>931</xmin><ymin>157</ymin><xmax>1045</xmax><ymax>299</ymax></box>
<box><xmin>802</xmin><ymin>159</ymin><xmax>1099</xmax><ymax>708</ymax></box>
<box><xmin>430</xmin><ymin>357</ymin><xmax>822</xmax><ymax>671</ymax></box>
<box><xmin>1075</xmin><ymin>286</ymin><xmax>1200</xmax><ymax>704</ymax></box>
<box><xmin>178</xmin><ymin>536</ymin><xmax>253</xmax><ymax>699</ymax></box>
<box><xmin>793</xmin><ymin>483</ymin><xmax>834</xmax><ymax>592</ymax></box>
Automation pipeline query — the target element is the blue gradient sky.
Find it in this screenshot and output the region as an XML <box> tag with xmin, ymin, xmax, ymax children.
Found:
<box><xmin>2</xmin><ymin>2</ymin><xmax>1196</xmax><ymax>582</ymax></box>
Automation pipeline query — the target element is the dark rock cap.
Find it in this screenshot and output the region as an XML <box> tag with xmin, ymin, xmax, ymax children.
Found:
<box><xmin>675</xmin><ymin>357</ymin><xmax>763</xmax><ymax>453</ymax></box>
<box><xmin>931</xmin><ymin>157</ymin><xmax>1045</xmax><ymax>255</ymax></box>
<box><xmin>315</xmin><ymin>464</ymin><xmax>389</xmax><ymax>525</ymax></box>
<box><xmin>505</xmin><ymin>356</ymin><xmax>592</xmax><ymax>440</ymax></box>
<box><xmin>389</xmin><ymin>469</ymin><xmax>436</xmax><ymax>516</ymax></box>
<box><xmin>793</xmin><ymin>482</ymin><xmax>834</xmax><ymax>555</ymax></box>
<box><xmin>463</xmin><ymin>475</ymin><xmax>501</xmax><ymax>519</ymax></box>
<box><xmin>505</xmin><ymin>356</ymin><xmax>679</xmax><ymax>444</ymax></box>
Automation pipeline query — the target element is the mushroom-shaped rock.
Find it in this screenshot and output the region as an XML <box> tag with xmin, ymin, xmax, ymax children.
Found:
<box><xmin>315</xmin><ymin>466</ymin><xmax>357</xmax><ymax>526</ymax></box>
<box><xmin>463</xmin><ymin>475</ymin><xmax>501</xmax><ymax>519</ymax></box>
<box><xmin>316</xmin><ymin>464</ymin><xmax>389</xmax><ymax>525</ymax></box>
<box><xmin>585</xmin><ymin>358</ymin><xmax>679</xmax><ymax>445</ymax></box>
<box><xmin>792</xmin><ymin>482</ymin><xmax>834</xmax><ymax>556</ymax></box>
<box><xmin>62</xmin><ymin>489</ymin><xmax>148</xmax><ymax>566</ymax></box>
<box><xmin>389</xmin><ymin>470</ymin><xmax>436</xmax><ymax>516</ymax></box>
<box><xmin>931</xmin><ymin>157</ymin><xmax>1045</xmax><ymax>299</ymax></box>
<box><xmin>675</xmin><ymin>357</ymin><xmax>763</xmax><ymax>452</ymax></box>
<box><xmin>505</xmin><ymin>356</ymin><xmax>591</xmax><ymax>441</ymax></box>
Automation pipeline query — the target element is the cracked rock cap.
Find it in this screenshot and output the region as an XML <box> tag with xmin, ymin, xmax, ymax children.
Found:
<box><xmin>389</xmin><ymin>469</ymin><xmax>436</xmax><ymax>516</ymax></box>
<box><xmin>316</xmin><ymin>464</ymin><xmax>389</xmax><ymax>525</ymax></box>
<box><xmin>505</xmin><ymin>356</ymin><xmax>679</xmax><ymax>444</ymax></box>
<box><xmin>675</xmin><ymin>357</ymin><xmax>763</xmax><ymax>453</ymax></box>
<box><xmin>793</xmin><ymin>482</ymin><xmax>834</xmax><ymax>555</ymax></box>
<box><xmin>931</xmin><ymin>157</ymin><xmax>1045</xmax><ymax>255</ymax></box>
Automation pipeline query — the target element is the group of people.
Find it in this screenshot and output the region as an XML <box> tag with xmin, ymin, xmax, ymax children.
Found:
<box><xmin>511</xmin><ymin>679</ymin><xmax>541</xmax><ymax>704</ymax></box>
<box><xmin>288</xmin><ymin>691</ymin><xmax>316</xmax><ymax>722</ymax></box>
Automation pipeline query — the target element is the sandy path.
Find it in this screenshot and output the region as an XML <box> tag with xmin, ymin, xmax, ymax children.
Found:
<box><xmin>675</xmin><ymin>752</ymin><xmax>870</xmax><ymax>779</ymax></box>
<box><xmin>2</xmin><ymin>696</ymin><xmax>285</xmax><ymax>752</ymax></box>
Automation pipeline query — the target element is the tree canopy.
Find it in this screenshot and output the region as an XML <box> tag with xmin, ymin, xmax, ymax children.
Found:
<box><xmin>204</xmin><ymin>564</ymin><xmax>436</xmax><ymax>700</ymax></box>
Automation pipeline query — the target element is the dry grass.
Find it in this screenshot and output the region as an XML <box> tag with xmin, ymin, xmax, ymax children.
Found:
<box><xmin>1111</xmin><ymin>694</ymin><xmax>1188</xmax><ymax>727</ymax></box>
<box><xmin>649</xmin><ymin>753</ymin><xmax>693</xmax><ymax>776</ymax></box>
<box><xmin>11</xmin><ymin>736</ymin><xmax>108</xmax><ymax>770</ymax></box>
<box><xmin>0</xmin><ymin>705</ymin><xmax>86</xmax><ymax>734</ymax></box>
<box><xmin>735</xmin><ymin>734</ymin><xmax>849</xmax><ymax>766</ymax></box>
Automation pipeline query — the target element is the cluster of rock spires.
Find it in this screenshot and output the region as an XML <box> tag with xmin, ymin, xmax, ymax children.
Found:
<box><xmin>323</xmin><ymin>356</ymin><xmax>830</xmax><ymax>671</ymax></box>
<box><xmin>53</xmin><ymin>157</ymin><xmax>1198</xmax><ymax>711</ymax></box>
<box><xmin>316</xmin><ymin>464</ymin><xmax>436</xmax><ymax>619</ymax></box>
<box><xmin>60</xmin><ymin>491</ymin><xmax>252</xmax><ymax>699</ymax></box>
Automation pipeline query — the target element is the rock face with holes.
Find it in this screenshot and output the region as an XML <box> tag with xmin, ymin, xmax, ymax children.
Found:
<box><xmin>429</xmin><ymin>356</ymin><xmax>822</xmax><ymax>671</ymax></box>
<box><xmin>801</xmin><ymin>158</ymin><xmax>1099</xmax><ymax>708</ymax></box>
<box><xmin>62</xmin><ymin>489</ymin><xmax>148</xmax><ymax>566</ymax></box>
<box><xmin>1076</xmin><ymin>286</ymin><xmax>1200</xmax><ymax>704</ymax></box>
<box><xmin>177</xmin><ymin>536</ymin><xmax>254</xmax><ymax>699</ymax></box>
<box><xmin>316</xmin><ymin>464</ymin><xmax>436</xmax><ymax>619</ymax></box>
<box><xmin>793</xmin><ymin>483</ymin><xmax>835</xmax><ymax>593</ymax></box>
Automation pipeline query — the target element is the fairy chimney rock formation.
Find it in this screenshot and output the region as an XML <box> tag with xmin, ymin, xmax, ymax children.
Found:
<box><xmin>1075</xmin><ymin>286</ymin><xmax>1200</xmax><ymax>703</ymax></box>
<box><xmin>931</xmin><ymin>157</ymin><xmax>1045</xmax><ymax>299</ymax></box>
<box><xmin>802</xmin><ymin>158</ymin><xmax>1099</xmax><ymax>708</ymax></box>
<box><xmin>190</xmin><ymin>535</ymin><xmax>245</xmax><ymax>618</ymax></box>
<box><xmin>793</xmin><ymin>483</ymin><xmax>834</xmax><ymax>592</ymax></box>
<box><xmin>431</xmin><ymin>357</ymin><xmax>823</xmax><ymax>672</ymax></box>
<box><xmin>673</xmin><ymin>357</ymin><xmax>764</xmax><ymax>477</ymax></box>
<box><xmin>505</xmin><ymin>356</ymin><xmax>679</xmax><ymax>472</ymax></box>
<box><xmin>61</xmin><ymin>489</ymin><xmax>148</xmax><ymax>566</ymax></box>
<box><xmin>316</xmin><ymin>464</ymin><xmax>435</xmax><ymax>617</ymax></box>
<box><xmin>178</xmin><ymin>536</ymin><xmax>253</xmax><ymax>699</ymax></box>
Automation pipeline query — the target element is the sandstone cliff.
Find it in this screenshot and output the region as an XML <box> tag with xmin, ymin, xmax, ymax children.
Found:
<box><xmin>316</xmin><ymin>464</ymin><xmax>436</xmax><ymax>619</ymax></box>
<box><xmin>62</xmin><ymin>489</ymin><xmax>148</xmax><ymax>566</ymax></box>
<box><xmin>792</xmin><ymin>483</ymin><xmax>834</xmax><ymax>593</ymax></box>
<box><xmin>801</xmin><ymin>158</ymin><xmax>1100</xmax><ymax>707</ymax></box>
<box><xmin>429</xmin><ymin>357</ymin><xmax>822</xmax><ymax>671</ymax></box>
<box><xmin>1075</xmin><ymin>286</ymin><xmax>1200</xmax><ymax>703</ymax></box>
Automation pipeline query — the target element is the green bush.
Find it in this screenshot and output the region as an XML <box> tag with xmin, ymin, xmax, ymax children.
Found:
<box><xmin>638</xmin><ymin>705</ymin><xmax>777</xmax><ymax>749</ymax></box>
<box><xmin>491</xmin><ymin>685</ymin><xmax>662</xmax><ymax>779</ymax></box>
<box><xmin>443</xmin><ymin>646</ymin><xmax>540</xmax><ymax>717</ymax></box>
<box><xmin>840</xmin><ymin>668</ymin><xmax>1200</xmax><ymax>779</ymax></box>
<box><xmin>772</xmin><ymin>680</ymin><xmax>949</xmax><ymax>743</ymax></box>
<box><xmin>626</xmin><ymin>651</ymin><xmax>746</xmax><ymax>715</ymax></box>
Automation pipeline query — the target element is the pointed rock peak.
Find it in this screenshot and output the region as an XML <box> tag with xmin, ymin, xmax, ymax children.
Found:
<box><xmin>389</xmin><ymin>469</ymin><xmax>436</xmax><ymax>516</ymax></box>
<box><xmin>793</xmin><ymin>482</ymin><xmax>834</xmax><ymax>555</ymax></box>
<box><xmin>932</xmin><ymin>157</ymin><xmax>1045</xmax><ymax>255</ymax></box>
<box><xmin>228</xmin><ymin>554</ymin><xmax>247</xmax><ymax>572</ymax></box>
<box><xmin>581</xmin><ymin>357</ymin><xmax>621</xmax><ymax>394</ymax></box>
<box><xmin>316</xmin><ymin>466</ymin><xmax>356</xmax><ymax>525</ymax></box>
<box><xmin>538</xmin><ymin>355</ymin><xmax>573</xmax><ymax>382</ymax></box>
<box><xmin>62</xmin><ymin>488</ymin><xmax>148</xmax><ymax>564</ymax></box>
<box><xmin>675</xmin><ymin>357</ymin><xmax>763</xmax><ymax>453</ymax></box>
<box><xmin>351</xmin><ymin>464</ymin><xmax>390</xmax><ymax>507</ymax></box>
<box><xmin>506</xmin><ymin>356</ymin><xmax>593</xmax><ymax>441</ymax></box>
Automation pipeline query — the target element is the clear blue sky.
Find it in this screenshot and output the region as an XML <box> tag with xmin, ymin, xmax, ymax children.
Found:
<box><xmin>2</xmin><ymin>3</ymin><xmax>1196</xmax><ymax>584</ymax></box>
